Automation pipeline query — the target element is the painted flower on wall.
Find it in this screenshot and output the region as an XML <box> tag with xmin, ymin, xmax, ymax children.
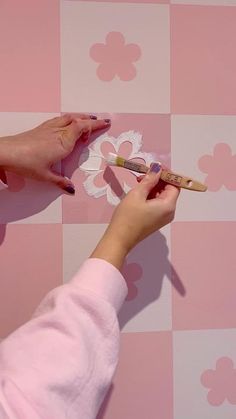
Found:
<box><xmin>122</xmin><ymin>261</ymin><xmax>143</xmax><ymax>301</ymax></box>
<box><xmin>198</xmin><ymin>143</ymin><xmax>236</xmax><ymax>191</ymax></box>
<box><xmin>79</xmin><ymin>130</ymin><xmax>155</xmax><ymax>206</ymax></box>
<box><xmin>90</xmin><ymin>32</ymin><xmax>141</xmax><ymax>81</ymax></box>
<box><xmin>201</xmin><ymin>357</ymin><xmax>236</xmax><ymax>406</ymax></box>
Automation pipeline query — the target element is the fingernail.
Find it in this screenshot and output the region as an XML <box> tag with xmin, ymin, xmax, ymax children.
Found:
<box><xmin>150</xmin><ymin>162</ymin><xmax>161</xmax><ymax>173</ymax></box>
<box><xmin>90</xmin><ymin>115</ymin><xmax>97</xmax><ymax>120</ymax></box>
<box><xmin>104</xmin><ymin>119</ymin><xmax>111</xmax><ymax>124</ymax></box>
<box><xmin>65</xmin><ymin>185</ymin><xmax>75</xmax><ymax>195</ymax></box>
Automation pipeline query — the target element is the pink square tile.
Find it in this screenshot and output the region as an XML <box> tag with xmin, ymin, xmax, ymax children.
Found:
<box><xmin>0</xmin><ymin>0</ymin><xmax>60</xmax><ymax>112</ymax></box>
<box><xmin>174</xmin><ymin>329</ymin><xmax>236</xmax><ymax>419</ymax></box>
<box><xmin>171</xmin><ymin>5</ymin><xmax>236</xmax><ymax>114</ymax></box>
<box><xmin>62</xmin><ymin>113</ymin><xmax>170</xmax><ymax>223</ymax></box>
<box><xmin>172</xmin><ymin>222</ymin><xmax>236</xmax><ymax>330</ymax></box>
<box><xmin>98</xmin><ymin>332</ymin><xmax>173</xmax><ymax>419</ymax></box>
<box><xmin>61</xmin><ymin>2</ymin><xmax>170</xmax><ymax>113</ymax></box>
<box><xmin>68</xmin><ymin>0</ymin><xmax>169</xmax><ymax>3</ymax></box>
<box><xmin>63</xmin><ymin>224</ymin><xmax>173</xmax><ymax>332</ymax></box>
<box><xmin>0</xmin><ymin>224</ymin><xmax>62</xmax><ymax>338</ymax></box>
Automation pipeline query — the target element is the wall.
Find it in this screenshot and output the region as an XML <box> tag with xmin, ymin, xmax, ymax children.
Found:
<box><xmin>0</xmin><ymin>1</ymin><xmax>236</xmax><ymax>418</ymax></box>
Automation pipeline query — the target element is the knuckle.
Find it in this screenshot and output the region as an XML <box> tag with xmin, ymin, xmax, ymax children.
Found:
<box><xmin>58</xmin><ymin>130</ymin><xmax>73</xmax><ymax>152</ymax></box>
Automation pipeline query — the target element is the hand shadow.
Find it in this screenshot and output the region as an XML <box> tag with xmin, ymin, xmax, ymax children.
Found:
<box><xmin>0</xmin><ymin>128</ymin><xmax>110</xmax><ymax>245</ymax></box>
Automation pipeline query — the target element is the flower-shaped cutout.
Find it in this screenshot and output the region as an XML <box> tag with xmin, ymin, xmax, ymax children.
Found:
<box><xmin>79</xmin><ymin>130</ymin><xmax>156</xmax><ymax>206</ymax></box>
<box><xmin>201</xmin><ymin>357</ymin><xmax>236</xmax><ymax>406</ymax></box>
<box><xmin>198</xmin><ymin>143</ymin><xmax>236</xmax><ymax>191</ymax></box>
<box><xmin>122</xmin><ymin>260</ymin><xmax>143</xmax><ymax>301</ymax></box>
<box><xmin>90</xmin><ymin>32</ymin><xmax>141</xmax><ymax>81</ymax></box>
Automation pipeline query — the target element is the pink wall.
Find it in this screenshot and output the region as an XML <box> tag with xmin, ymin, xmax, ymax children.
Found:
<box><xmin>1</xmin><ymin>1</ymin><xmax>236</xmax><ymax>418</ymax></box>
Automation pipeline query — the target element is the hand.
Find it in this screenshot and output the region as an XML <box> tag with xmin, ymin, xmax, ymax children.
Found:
<box><xmin>0</xmin><ymin>113</ymin><xmax>110</xmax><ymax>193</ymax></box>
<box><xmin>91</xmin><ymin>163</ymin><xmax>180</xmax><ymax>269</ymax></box>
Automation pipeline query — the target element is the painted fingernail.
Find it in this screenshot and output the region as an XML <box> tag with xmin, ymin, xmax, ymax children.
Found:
<box><xmin>90</xmin><ymin>115</ymin><xmax>97</xmax><ymax>120</ymax></box>
<box><xmin>65</xmin><ymin>185</ymin><xmax>75</xmax><ymax>195</ymax></box>
<box><xmin>104</xmin><ymin>119</ymin><xmax>111</xmax><ymax>124</ymax></box>
<box><xmin>150</xmin><ymin>162</ymin><xmax>161</xmax><ymax>173</ymax></box>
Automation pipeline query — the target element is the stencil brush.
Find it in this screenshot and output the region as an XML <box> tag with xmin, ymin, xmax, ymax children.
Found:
<box><xmin>106</xmin><ymin>152</ymin><xmax>207</xmax><ymax>192</ymax></box>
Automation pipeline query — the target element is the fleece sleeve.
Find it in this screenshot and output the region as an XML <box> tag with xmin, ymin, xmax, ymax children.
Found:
<box><xmin>0</xmin><ymin>258</ymin><xmax>128</xmax><ymax>419</ymax></box>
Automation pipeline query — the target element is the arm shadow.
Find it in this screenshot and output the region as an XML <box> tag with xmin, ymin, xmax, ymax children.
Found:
<box><xmin>0</xmin><ymin>129</ymin><xmax>110</xmax><ymax>245</ymax></box>
<box><xmin>97</xmin><ymin>230</ymin><xmax>186</xmax><ymax>418</ymax></box>
<box><xmin>119</xmin><ymin>230</ymin><xmax>186</xmax><ymax>330</ymax></box>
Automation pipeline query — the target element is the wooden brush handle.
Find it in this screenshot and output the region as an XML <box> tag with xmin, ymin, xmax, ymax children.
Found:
<box><xmin>160</xmin><ymin>169</ymin><xmax>207</xmax><ymax>192</ymax></box>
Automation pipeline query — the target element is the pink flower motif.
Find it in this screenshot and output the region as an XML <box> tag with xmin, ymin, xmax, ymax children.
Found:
<box><xmin>80</xmin><ymin>130</ymin><xmax>155</xmax><ymax>206</ymax></box>
<box><xmin>201</xmin><ymin>357</ymin><xmax>236</xmax><ymax>406</ymax></box>
<box><xmin>90</xmin><ymin>32</ymin><xmax>141</xmax><ymax>81</ymax></box>
<box><xmin>198</xmin><ymin>143</ymin><xmax>236</xmax><ymax>191</ymax></box>
<box><xmin>122</xmin><ymin>260</ymin><xmax>143</xmax><ymax>301</ymax></box>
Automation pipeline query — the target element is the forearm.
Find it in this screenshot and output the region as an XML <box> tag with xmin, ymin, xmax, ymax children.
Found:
<box><xmin>0</xmin><ymin>136</ymin><xmax>13</xmax><ymax>170</ymax></box>
<box><xmin>90</xmin><ymin>230</ymin><xmax>128</xmax><ymax>271</ymax></box>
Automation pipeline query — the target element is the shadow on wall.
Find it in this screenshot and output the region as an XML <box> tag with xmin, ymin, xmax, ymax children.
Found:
<box><xmin>0</xmin><ymin>128</ymin><xmax>110</xmax><ymax>245</ymax></box>
<box><xmin>0</xmin><ymin>178</ymin><xmax>61</xmax><ymax>244</ymax></box>
<box><xmin>119</xmin><ymin>231</ymin><xmax>185</xmax><ymax>330</ymax></box>
<box><xmin>98</xmin><ymin>231</ymin><xmax>185</xmax><ymax>419</ymax></box>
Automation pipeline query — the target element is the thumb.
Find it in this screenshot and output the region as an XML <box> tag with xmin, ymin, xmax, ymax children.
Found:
<box><xmin>47</xmin><ymin>171</ymin><xmax>75</xmax><ymax>194</ymax></box>
<box><xmin>136</xmin><ymin>163</ymin><xmax>162</xmax><ymax>198</ymax></box>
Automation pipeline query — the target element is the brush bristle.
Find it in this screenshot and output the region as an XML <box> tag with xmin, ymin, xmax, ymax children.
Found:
<box><xmin>106</xmin><ymin>152</ymin><xmax>118</xmax><ymax>166</ymax></box>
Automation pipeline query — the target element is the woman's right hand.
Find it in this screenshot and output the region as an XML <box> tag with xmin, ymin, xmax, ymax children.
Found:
<box><xmin>91</xmin><ymin>163</ymin><xmax>180</xmax><ymax>270</ymax></box>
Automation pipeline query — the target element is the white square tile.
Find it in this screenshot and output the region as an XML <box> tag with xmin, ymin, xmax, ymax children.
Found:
<box><xmin>174</xmin><ymin>329</ymin><xmax>236</xmax><ymax>419</ymax></box>
<box><xmin>63</xmin><ymin>224</ymin><xmax>107</xmax><ymax>282</ymax></box>
<box><xmin>171</xmin><ymin>115</ymin><xmax>236</xmax><ymax>221</ymax></box>
<box><xmin>119</xmin><ymin>226</ymin><xmax>172</xmax><ymax>332</ymax></box>
<box><xmin>63</xmin><ymin>224</ymin><xmax>172</xmax><ymax>333</ymax></box>
<box><xmin>171</xmin><ymin>0</ymin><xmax>236</xmax><ymax>5</ymax></box>
<box><xmin>61</xmin><ymin>2</ymin><xmax>170</xmax><ymax>113</ymax></box>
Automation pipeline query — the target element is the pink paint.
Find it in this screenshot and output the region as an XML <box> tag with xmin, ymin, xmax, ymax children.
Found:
<box><xmin>98</xmin><ymin>332</ymin><xmax>173</xmax><ymax>419</ymax></box>
<box><xmin>172</xmin><ymin>222</ymin><xmax>236</xmax><ymax>330</ymax></box>
<box><xmin>90</xmin><ymin>32</ymin><xmax>141</xmax><ymax>81</ymax></box>
<box><xmin>171</xmin><ymin>5</ymin><xmax>236</xmax><ymax>114</ymax></box>
<box><xmin>0</xmin><ymin>0</ymin><xmax>60</xmax><ymax>112</ymax></box>
<box><xmin>198</xmin><ymin>143</ymin><xmax>236</xmax><ymax>191</ymax></box>
<box><xmin>122</xmin><ymin>261</ymin><xmax>143</xmax><ymax>301</ymax></box>
<box><xmin>201</xmin><ymin>357</ymin><xmax>236</xmax><ymax>406</ymax></box>
<box><xmin>0</xmin><ymin>224</ymin><xmax>62</xmax><ymax>338</ymax></box>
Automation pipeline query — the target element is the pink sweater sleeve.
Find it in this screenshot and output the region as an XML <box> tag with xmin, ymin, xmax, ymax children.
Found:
<box><xmin>0</xmin><ymin>258</ymin><xmax>128</xmax><ymax>419</ymax></box>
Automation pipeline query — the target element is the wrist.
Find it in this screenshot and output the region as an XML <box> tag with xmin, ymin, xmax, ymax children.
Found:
<box><xmin>0</xmin><ymin>136</ymin><xmax>13</xmax><ymax>170</ymax></box>
<box><xmin>90</xmin><ymin>230</ymin><xmax>129</xmax><ymax>271</ymax></box>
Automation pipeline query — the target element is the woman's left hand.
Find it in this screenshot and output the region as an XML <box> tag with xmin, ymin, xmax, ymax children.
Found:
<box><xmin>0</xmin><ymin>113</ymin><xmax>110</xmax><ymax>193</ymax></box>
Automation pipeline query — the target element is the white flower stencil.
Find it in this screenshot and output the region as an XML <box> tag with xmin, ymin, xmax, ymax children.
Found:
<box><xmin>79</xmin><ymin>130</ymin><xmax>156</xmax><ymax>206</ymax></box>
